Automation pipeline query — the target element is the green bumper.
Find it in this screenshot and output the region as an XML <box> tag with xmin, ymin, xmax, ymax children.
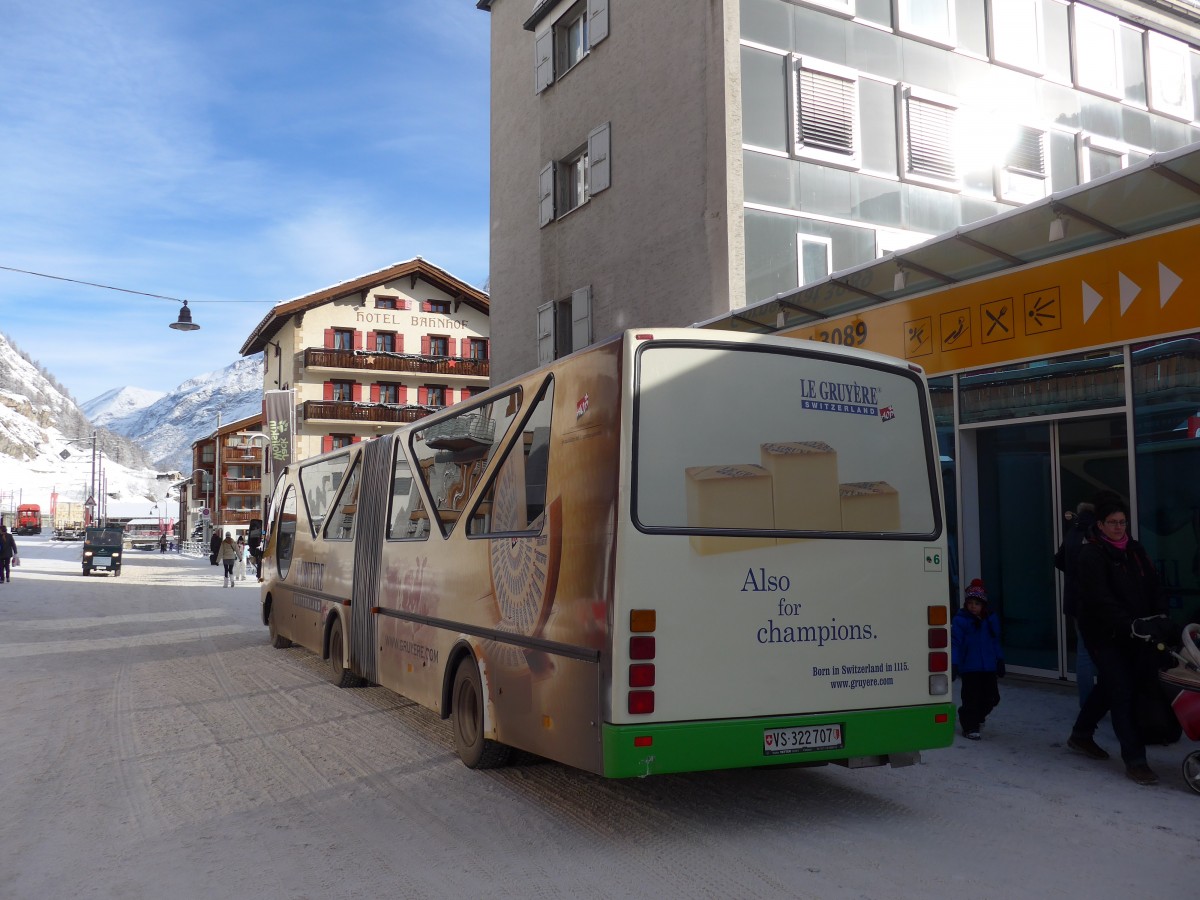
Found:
<box><xmin>602</xmin><ymin>704</ymin><xmax>955</xmax><ymax>778</ymax></box>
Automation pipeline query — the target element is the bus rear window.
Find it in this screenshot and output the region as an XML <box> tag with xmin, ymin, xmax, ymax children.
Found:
<box><xmin>632</xmin><ymin>343</ymin><xmax>939</xmax><ymax>538</ymax></box>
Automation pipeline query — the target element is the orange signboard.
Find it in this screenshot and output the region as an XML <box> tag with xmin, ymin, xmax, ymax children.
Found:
<box><xmin>785</xmin><ymin>222</ymin><xmax>1200</xmax><ymax>373</ymax></box>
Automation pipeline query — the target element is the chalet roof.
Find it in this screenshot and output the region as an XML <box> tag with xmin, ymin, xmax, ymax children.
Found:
<box><xmin>239</xmin><ymin>258</ymin><xmax>489</xmax><ymax>357</ymax></box>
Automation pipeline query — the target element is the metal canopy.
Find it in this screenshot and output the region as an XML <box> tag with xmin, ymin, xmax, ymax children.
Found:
<box><xmin>699</xmin><ymin>141</ymin><xmax>1200</xmax><ymax>334</ymax></box>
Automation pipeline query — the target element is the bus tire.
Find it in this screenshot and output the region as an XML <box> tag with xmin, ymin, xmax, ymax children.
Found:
<box><xmin>451</xmin><ymin>660</ymin><xmax>512</xmax><ymax>769</ymax></box>
<box><xmin>267</xmin><ymin>602</ymin><xmax>291</xmax><ymax>649</ymax></box>
<box><xmin>327</xmin><ymin>618</ymin><xmax>361</xmax><ymax>688</ymax></box>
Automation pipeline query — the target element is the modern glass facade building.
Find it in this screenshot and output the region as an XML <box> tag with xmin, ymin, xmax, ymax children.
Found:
<box><xmin>478</xmin><ymin>0</ymin><xmax>1200</xmax><ymax>681</ymax></box>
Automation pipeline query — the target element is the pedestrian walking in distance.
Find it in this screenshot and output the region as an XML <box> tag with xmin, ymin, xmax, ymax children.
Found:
<box><xmin>0</xmin><ymin>524</ymin><xmax>17</xmax><ymax>583</ymax></box>
<box><xmin>218</xmin><ymin>533</ymin><xmax>239</xmax><ymax>588</ymax></box>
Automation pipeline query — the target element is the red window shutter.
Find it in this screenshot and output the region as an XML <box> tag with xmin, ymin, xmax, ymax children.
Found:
<box><xmin>352</xmin><ymin>383</ymin><xmax>362</xmax><ymax>402</ymax></box>
<box><xmin>447</xmin><ymin>389</ymin><xmax>456</xmax><ymax>405</ymax></box>
<box><xmin>324</xmin><ymin>328</ymin><xmax>335</xmax><ymax>349</ymax></box>
<box><xmin>370</xmin><ymin>384</ymin><xmax>380</xmax><ymax>403</ymax></box>
<box><xmin>400</xmin><ymin>298</ymin><xmax>409</xmax><ymax>310</ymax></box>
<box><xmin>421</xmin><ymin>335</ymin><xmax>430</xmax><ymax>356</ymax></box>
<box><xmin>353</xmin><ymin>330</ymin><xmax>363</xmax><ymax>350</ymax></box>
<box><xmin>366</xmin><ymin>331</ymin><xmax>375</xmax><ymax>350</ymax></box>
<box><xmin>448</xmin><ymin>338</ymin><xmax>458</xmax><ymax>357</ymax></box>
<box><xmin>418</xmin><ymin>386</ymin><xmax>428</xmax><ymax>405</ymax></box>
<box><xmin>324</xmin><ymin>382</ymin><xmax>334</xmax><ymax>401</ymax></box>
<box><xmin>421</xmin><ymin>301</ymin><xmax>430</xmax><ymax>313</ymax></box>
<box><xmin>399</xmin><ymin>385</ymin><xmax>408</xmax><ymax>403</ymax></box>
<box><xmin>322</xmin><ymin>435</ymin><xmax>334</xmax><ymax>453</ymax></box>
<box><xmin>397</xmin><ymin>333</ymin><xmax>404</xmax><ymax>353</ymax></box>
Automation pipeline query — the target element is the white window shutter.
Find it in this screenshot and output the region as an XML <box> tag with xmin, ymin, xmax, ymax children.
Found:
<box><xmin>589</xmin><ymin>0</ymin><xmax>609</xmax><ymax>46</ymax></box>
<box><xmin>535</xmin><ymin>30</ymin><xmax>553</xmax><ymax>94</ymax></box>
<box><xmin>571</xmin><ymin>286</ymin><xmax>592</xmax><ymax>352</ymax></box>
<box><xmin>587</xmin><ymin>123</ymin><xmax>610</xmax><ymax>195</ymax></box>
<box><xmin>537</xmin><ymin>301</ymin><xmax>555</xmax><ymax>365</ymax></box>
<box><xmin>539</xmin><ymin>162</ymin><xmax>555</xmax><ymax>227</ymax></box>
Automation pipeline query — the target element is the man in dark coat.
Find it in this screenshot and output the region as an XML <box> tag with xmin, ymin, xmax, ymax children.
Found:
<box><xmin>209</xmin><ymin>530</ymin><xmax>221</xmax><ymax>566</ymax></box>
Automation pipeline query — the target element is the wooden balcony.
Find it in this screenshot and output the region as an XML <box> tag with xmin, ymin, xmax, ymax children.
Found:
<box><xmin>298</xmin><ymin>400</ymin><xmax>435</xmax><ymax>425</ymax></box>
<box><xmin>222</xmin><ymin>446</ymin><xmax>263</xmax><ymax>462</ymax></box>
<box><xmin>223</xmin><ymin>478</ymin><xmax>262</xmax><ymax>495</ymax></box>
<box><xmin>300</xmin><ymin>348</ymin><xmax>490</xmax><ymax>378</ymax></box>
<box><xmin>217</xmin><ymin>509</ymin><xmax>261</xmax><ymax>526</ymax></box>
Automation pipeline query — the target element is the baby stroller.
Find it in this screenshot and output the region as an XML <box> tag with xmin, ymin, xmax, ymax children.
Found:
<box><xmin>1135</xmin><ymin>618</ymin><xmax>1200</xmax><ymax>794</ymax></box>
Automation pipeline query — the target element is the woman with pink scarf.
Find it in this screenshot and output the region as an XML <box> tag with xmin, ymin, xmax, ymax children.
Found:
<box><xmin>1069</xmin><ymin>495</ymin><xmax>1171</xmax><ymax>785</ymax></box>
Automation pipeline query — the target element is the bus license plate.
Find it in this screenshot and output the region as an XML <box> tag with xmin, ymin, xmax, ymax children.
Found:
<box><xmin>763</xmin><ymin>724</ymin><xmax>844</xmax><ymax>755</ymax></box>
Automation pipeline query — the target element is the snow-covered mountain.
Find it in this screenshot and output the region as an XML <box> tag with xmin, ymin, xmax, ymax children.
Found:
<box><xmin>91</xmin><ymin>356</ymin><xmax>265</xmax><ymax>473</ymax></box>
<box><xmin>0</xmin><ymin>331</ymin><xmax>169</xmax><ymax>517</ymax></box>
<box><xmin>1</xmin><ymin>331</ymin><xmax>267</xmax><ymax>520</ymax></box>
<box><xmin>81</xmin><ymin>386</ymin><xmax>166</xmax><ymax>430</ymax></box>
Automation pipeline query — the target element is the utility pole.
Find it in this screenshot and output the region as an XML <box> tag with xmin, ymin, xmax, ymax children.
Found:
<box><xmin>214</xmin><ymin>413</ymin><xmax>221</xmax><ymax>535</ymax></box>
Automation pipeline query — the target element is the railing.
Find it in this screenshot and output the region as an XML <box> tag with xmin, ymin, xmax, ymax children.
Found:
<box><xmin>222</xmin><ymin>447</ymin><xmax>263</xmax><ymax>462</ymax></box>
<box><xmin>217</xmin><ymin>509</ymin><xmax>260</xmax><ymax>525</ymax></box>
<box><xmin>298</xmin><ymin>400</ymin><xmax>434</xmax><ymax>425</ymax></box>
<box><xmin>300</xmin><ymin>347</ymin><xmax>490</xmax><ymax>378</ymax></box>
<box><xmin>223</xmin><ymin>478</ymin><xmax>262</xmax><ymax>495</ymax></box>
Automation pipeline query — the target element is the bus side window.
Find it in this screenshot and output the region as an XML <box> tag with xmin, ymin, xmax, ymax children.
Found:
<box><xmin>388</xmin><ymin>451</ymin><xmax>430</xmax><ymax>541</ymax></box>
<box><xmin>299</xmin><ymin>453</ymin><xmax>350</xmax><ymax>537</ymax></box>
<box><xmin>470</xmin><ymin>379</ymin><xmax>555</xmax><ymax>535</ymax></box>
<box><xmin>277</xmin><ymin>486</ymin><xmax>298</xmax><ymax>579</ymax></box>
<box><xmin>409</xmin><ymin>388</ymin><xmax>525</xmax><ymax>535</ymax></box>
<box><xmin>323</xmin><ymin>458</ymin><xmax>361</xmax><ymax>541</ymax></box>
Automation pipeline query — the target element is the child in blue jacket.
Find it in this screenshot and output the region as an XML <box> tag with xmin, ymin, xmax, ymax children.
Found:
<box><xmin>952</xmin><ymin>579</ymin><xmax>1005</xmax><ymax>740</ymax></box>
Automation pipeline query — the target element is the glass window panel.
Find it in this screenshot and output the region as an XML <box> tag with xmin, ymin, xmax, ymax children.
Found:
<box><xmin>859</xmin><ymin>79</ymin><xmax>899</xmax><ymax>175</ymax></box>
<box><xmin>745</xmin><ymin>208</ymin><xmax>806</xmax><ymax>302</ymax></box>
<box><xmin>798</xmin><ymin>235</ymin><xmax>832</xmax><ymax>285</ymax></box>
<box><xmin>743</xmin><ymin>151</ymin><xmax>794</xmax><ymax>208</ymax></box>
<box><xmin>323</xmin><ymin>457</ymin><xmax>361</xmax><ymax>541</ymax></box>
<box><xmin>1073</xmin><ymin>6</ymin><xmax>1122</xmax><ymax>97</ymax></box>
<box><xmin>1132</xmin><ymin>334</ymin><xmax>1200</xmax><ymax>623</ymax></box>
<box><xmin>1148</xmin><ymin>32</ymin><xmax>1194</xmax><ymax>120</ymax></box>
<box><xmin>298</xmin><ymin>453</ymin><xmax>351</xmax><ymax>537</ymax></box>
<box><xmin>410</xmin><ymin>389</ymin><xmax>522</xmax><ymax>536</ymax></box>
<box><xmin>1049</xmin><ymin>129</ymin><xmax>1079</xmax><ymax>191</ymax></box>
<box><xmin>741</xmin><ymin>0</ymin><xmax>794</xmax><ymax>50</ymax></box>
<box><xmin>741</xmin><ymin>46</ymin><xmax>789</xmax><ymax>152</ymax></box>
<box><xmin>928</xmin><ymin>375</ymin><xmax>959</xmax><ymax>604</ymax></box>
<box><xmin>958</xmin><ymin>349</ymin><xmax>1125</xmax><ymax>424</ymax></box>
<box><xmin>954</xmin><ymin>0</ymin><xmax>988</xmax><ymax>57</ymax></box>
<box><xmin>793</xmin><ymin>5</ymin><xmax>848</xmax><ymax>65</ymax></box>
<box><xmin>1120</xmin><ymin>24</ymin><xmax>1147</xmax><ymax>106</ymax></box>
<box><xmin>899</xmin><ymin>0</ymin><xmax>954</xmax><ymax>45</ymax></box>
<box><xmin>856</xmin><ymin>0</ymin><xmax>892</xmax><ymax>28</ymax></box>
<box><xmin>1042</xmin><ymin>0</ymin><xmax>1072</xmax><ymax>83</ymax></box>
<box><xmin>991</xmin><ymin>0</ymin><xmax>1042</xmax><ymax>71</ymax></box>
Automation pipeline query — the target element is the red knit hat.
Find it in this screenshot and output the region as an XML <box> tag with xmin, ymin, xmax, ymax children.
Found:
<box><xmin>965</xmin><ymin>579</ymin><xmax>988</xmax><ymax>602</ymax></box>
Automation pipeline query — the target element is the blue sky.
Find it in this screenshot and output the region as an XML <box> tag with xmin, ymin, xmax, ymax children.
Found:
<box><xmin>0</xmin><ymin>0</ymin><xmax>490</xmax><ymax>402</ymax></box>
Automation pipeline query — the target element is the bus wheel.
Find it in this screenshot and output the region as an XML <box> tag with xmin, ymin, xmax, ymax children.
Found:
<box><xmin>327</xmin><ymin>618</ymin><xmax>360</xmax><ymax>688</ymax></box>
<box><xmin>451</xmin><ymin>660</ymin><xmax>512</xmax><ymax>769</ymax></box>
<box><xmin>267</xmin><ymin>603</ymin><xmax>291</xmax><ymax>649</ymax></box>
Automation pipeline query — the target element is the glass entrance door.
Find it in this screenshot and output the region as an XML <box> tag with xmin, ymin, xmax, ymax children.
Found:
<box><xmin>975</xmin><ymin>416</ymin><xmax>1128</xmax><ymax>677</ymax></box>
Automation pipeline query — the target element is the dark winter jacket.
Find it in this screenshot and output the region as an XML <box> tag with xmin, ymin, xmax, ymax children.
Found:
<box><xmin>0</xmin><ymin>530</ymin><xmax>16</xmax><ymax>559</ymax></box>
<box><xmin>951</xmin><ymin>608</ymin><xmax>1003</xmax><ymax>674</ymax></box>
<box><xmin>1075</xmin><ymin>535</ymin><xmax>1165</xmax><ymax>647</ymax></box>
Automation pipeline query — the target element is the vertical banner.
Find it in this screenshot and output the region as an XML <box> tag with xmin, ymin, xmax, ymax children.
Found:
<box><xmin>263</xmin><ymin>389</ymin><xmax>295</xmax><ymax>488</ymax></box>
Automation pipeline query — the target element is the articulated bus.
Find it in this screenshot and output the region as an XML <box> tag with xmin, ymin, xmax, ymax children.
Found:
<box><xmin>260</xmin><ymin>329</ymin><xmax>954</xmax><ymax>777</ymax></box>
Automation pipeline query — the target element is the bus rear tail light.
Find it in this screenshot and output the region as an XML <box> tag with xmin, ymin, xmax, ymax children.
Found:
<box><xmin>928</xmin><ymin>651</ymin><xmax>948</xmax><ymax>672</ymax></box>
<box><xmin>929</xmin><ymin>674</ymin><xmax>949</xmax><ymax>696</ymax></box>
<box><xmin>629</xmin><ymin>636</ymin><xmax>655</xmax><ymax>659</ymax></box>
<box><xmin>629</xmin><ymin>691</ymin><xmax>655</xmax><ymax>714</ymax></box>
<box><xmin>927</xmin><ymin>605</ymin><xmax>948</xmax><ymax>626</ymax></box>
<box><xmin>928</xmin><ymin>628</ymin><xmax>948</xmax><ymax>648</ymax></box>
<box><xmin>628</xmin><ymin>611</ymin><xmax>657</xmax><ymax>715</ymax></box>
<box><xmin>629</xmin><ymin>663</ymin><xmax>655</xmax><ymax>688</ymax></box>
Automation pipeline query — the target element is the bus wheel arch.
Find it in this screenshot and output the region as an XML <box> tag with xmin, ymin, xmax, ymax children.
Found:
<box><xmin>264</xmin><ymin>595</ymin><xmax>291</xmax><ymax>649</ymax></box>
<box><xmin>324</xmin><ymin>612</ymin><xmax>361</xmax><ymax>688</ymax></box>
<box><xmin>448</xmin><ymin>648</ymin><xmax>512</xmax><ymax>769</ymax></box>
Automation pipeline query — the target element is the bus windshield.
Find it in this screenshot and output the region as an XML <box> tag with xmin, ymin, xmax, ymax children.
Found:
<box><xmin>632</xmin><ymin>340</ymin><xmax>939</xmax><ymax>537</ymax></box>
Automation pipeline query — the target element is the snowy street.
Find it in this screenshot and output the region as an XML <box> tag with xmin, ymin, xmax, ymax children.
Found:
<box><xmin>1</xmin><ymin>535</ymin><xmax>1196</xmax><ymax>899</ymax></box>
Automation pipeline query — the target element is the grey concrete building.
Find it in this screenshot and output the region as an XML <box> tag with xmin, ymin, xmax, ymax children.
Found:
<box><xmin>478</xmin><ymin>0</ymin><xmax>1200</xmax><ymax>381</ymax></box>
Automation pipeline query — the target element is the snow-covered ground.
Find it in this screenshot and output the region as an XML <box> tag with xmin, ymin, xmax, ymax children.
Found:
<box><xmin>0</xmin><ymin>535</ymin><xmax>1196</xmax><ymax>899</ymax></box>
